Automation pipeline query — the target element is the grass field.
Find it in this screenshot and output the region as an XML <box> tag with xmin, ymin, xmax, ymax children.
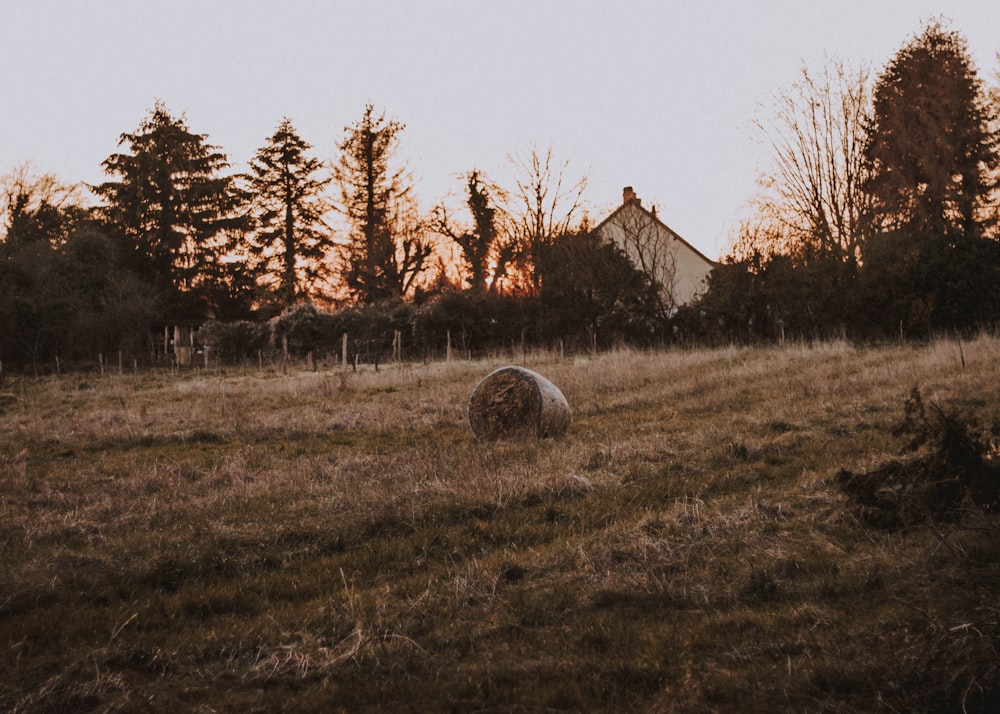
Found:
<box><xmin>1</xmin><ymin>338</ymin><xmax>998</xmax><ymax>712</ymax></box>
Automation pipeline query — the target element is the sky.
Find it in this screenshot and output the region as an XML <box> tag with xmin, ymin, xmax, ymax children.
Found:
<box><xmin>2</xmin><ymin>1</ymin><xmax>999</xmax><ymax>260</ymax></box>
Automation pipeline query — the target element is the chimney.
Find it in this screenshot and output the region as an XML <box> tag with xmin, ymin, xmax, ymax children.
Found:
<box><xmin>622</xmin><ymin>186</ymin><xmax>640</xmax><ymax>206</ymax></box>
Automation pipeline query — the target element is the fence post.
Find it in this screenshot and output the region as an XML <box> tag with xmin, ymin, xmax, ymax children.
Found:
<box><xmin>342</xmin><ymin>333</ymin><xmax>349</xmax><ymax>369</ymax></box>
<box><xmin>447</xmin><ymin>329</ymin><xmax>452</xmax><ymax>362</ymax></box>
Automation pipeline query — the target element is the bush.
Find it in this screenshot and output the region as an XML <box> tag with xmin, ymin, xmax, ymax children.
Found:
<box><xmin>200</xmin><ymin>320</ymin><xmax>271</xmax><ymax>362</ymax></box>
<box><xmin>268</xmin><ymin>303</ymin><xmax>328</xmax><ymax>355</ymax></box>
<box><xmin>412</xmin><ymin>291</ymin><xmax>527</xmax><ymax>356</ymax></box>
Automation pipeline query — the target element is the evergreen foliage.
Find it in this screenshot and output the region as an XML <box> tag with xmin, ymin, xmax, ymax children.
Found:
<box><xmin>864</xmin><ymin>22</ymin><xmax>998</xmax><ymax>240</ymax></box>
<box><xmin>245</xmin><ymin>119</ymin><xmax>332</xmax><ymax>310</ymax></box>
<box><xmin>93</xmin><ymin>102</ymin><xmax>248</xmax><ymax>317</ymax></box>
<box><xmin>857</xmin><ymin>22</ymin><xmax>1000</xmax><ymax>337</ymax></box>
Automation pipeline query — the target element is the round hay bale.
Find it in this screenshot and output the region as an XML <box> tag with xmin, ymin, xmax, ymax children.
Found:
<box><xmin>468</xmin><ymin>366</ymin><xmax>570</xmax><ymax>440</ymax></box>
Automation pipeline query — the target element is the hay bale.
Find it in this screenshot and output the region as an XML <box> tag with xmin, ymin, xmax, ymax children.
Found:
<box><xmin>468</xmin><ymin>366</ymin><xmax>570</xmax><ymax>440</ymax></box>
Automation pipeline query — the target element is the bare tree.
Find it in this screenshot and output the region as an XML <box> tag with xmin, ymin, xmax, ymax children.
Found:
<box><xmin>753</xmin><ymin>58</ymin><xmax>874</xmax><ymax>268</ymax></box>
<box><xmin>502</xmin><ymin>146</ymin><xmax>589</xmax><ymax>292</ymax></box>
<box><xmin>333</xmin><ymin>104</ymin><xmax>431</xmax><ymax>303</ymax></box>
<box><xmin>1</xmin><ymin>162</ymin><xmax>84</xmax><ymax>247</ymax></box>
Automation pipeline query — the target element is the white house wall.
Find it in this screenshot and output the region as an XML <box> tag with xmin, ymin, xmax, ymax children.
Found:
<box><xmin>594</xmin><ymin>202</ymin><xmax>715</xmax><ymax>308</ymax></box>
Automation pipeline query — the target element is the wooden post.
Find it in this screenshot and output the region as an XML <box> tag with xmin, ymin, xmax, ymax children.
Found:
<box><xmin>446</xmin><ymin>329</ymin><xmax>452</xmax><ymax>362</ymax></box>
<box><xmin>342</xmin><ymin>333</ymin><xmax>349</xmax><ymax>369</ymax></box>
<box><xmin>99</xmin><ymin>353</ymin><xmax>105</xmax><ymax>377</ymax></box>
<box><xmin>118</xmin><ymin>351</ymin><xmax>123</xmax><ymax>376</ymax></box>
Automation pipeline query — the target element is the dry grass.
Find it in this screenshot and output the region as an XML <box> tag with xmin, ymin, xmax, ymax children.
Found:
<box><xmin>1</xmin><ymin>337</ymin><xmax>998</xmax><ymax>712</ymax></box>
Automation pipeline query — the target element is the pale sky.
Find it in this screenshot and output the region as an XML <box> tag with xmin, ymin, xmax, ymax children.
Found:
<box><xmin>2</xmin><ymin>1</ymin><xmax>999</xmax><ymax>260</ymax></box>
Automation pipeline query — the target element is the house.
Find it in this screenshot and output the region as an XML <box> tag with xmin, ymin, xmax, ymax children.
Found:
<box><xmin>593</xmin><ymin>187</ymin><xmax>716</xmax><ymax>309</ymax></box>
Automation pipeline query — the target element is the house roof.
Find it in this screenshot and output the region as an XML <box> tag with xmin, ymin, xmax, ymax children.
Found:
<box><xmin>592</xmin><ymin>188</ymin><xmax>718</xmax><ymax>268</ymax></box>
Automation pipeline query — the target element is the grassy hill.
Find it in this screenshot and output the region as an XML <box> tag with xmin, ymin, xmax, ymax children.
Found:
<box><xmin>1</xmin><ymin>338</ymin><xmax>998</xmax><ymax>712</ymax></box>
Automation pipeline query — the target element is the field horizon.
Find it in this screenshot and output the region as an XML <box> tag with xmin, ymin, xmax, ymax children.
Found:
<box><xmin>2</xmin><ymin>337</ymin><xmax>998</xmax><ymax>712</ymax></box>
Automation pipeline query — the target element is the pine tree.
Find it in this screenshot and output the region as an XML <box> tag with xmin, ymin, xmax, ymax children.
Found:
<box><xmin>860</xmin><ymin>22</ymin><xmax>1000</xmax><ymax>335</ymax></box>
<box><xmin>94</xmin><ymin>101</ymin><xmax>247</xmax><ymax>314</ymax></box>
<box><xmin>245</xmin><ymin>118</ymin><xmax>332</xmax><ymax>308</ymax></box>
<box><xmin>333</xmin><ymin>104</ymin><xmax>430</xmax><ymax>303</ymax></box>
<box><xmin>864</xmin><ymin>21</ymin><xmax>999</xmax><ymax>240</ymax></box>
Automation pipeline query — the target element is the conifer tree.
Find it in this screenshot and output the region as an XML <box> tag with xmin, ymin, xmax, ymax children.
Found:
<box><xmin>245</xmin><ymin>118</ymin><xmax>332</xmax><ymax>308</ymax></box>
<box><xmin>94</xmin><ymin>101</ymin><xmax>247</xmax><ymax>313</ymax></box>
<box><xmin>861</xmin><ymin>22</ymin><xmax>1000</xmax><ymax>334</ymax></box>
<box><xmin>864</xmin><ymin>21</ymin><xmax>998</xmax><ymax>240</ymax></box>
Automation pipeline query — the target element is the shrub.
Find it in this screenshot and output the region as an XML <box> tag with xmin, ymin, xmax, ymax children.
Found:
<box><xmin>200</xmin><ymin>320</ymin><xmax>271</xmax><ymax>362</ymax></box>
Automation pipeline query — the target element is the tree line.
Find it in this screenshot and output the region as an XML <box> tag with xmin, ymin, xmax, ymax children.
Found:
<box><xmin>1</xmin><ymin>99</ymin><xmax>658</xmax><ymax>368</ymax></box>
<box><xmin>697</xmin><ymin>21</ymin><xmax>1000</xmax><ymax>342</ymax></box>
<box><xmin>2</xmin><ymin>20</ymin><xmax>999</xmax><ymax>369</ymax></box>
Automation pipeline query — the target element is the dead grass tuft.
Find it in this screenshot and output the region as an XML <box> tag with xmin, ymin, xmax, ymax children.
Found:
<box><xmin>839</xmin><ymin>386</ymin><xmax>1000</xmax><ymax>529</ymax></box>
